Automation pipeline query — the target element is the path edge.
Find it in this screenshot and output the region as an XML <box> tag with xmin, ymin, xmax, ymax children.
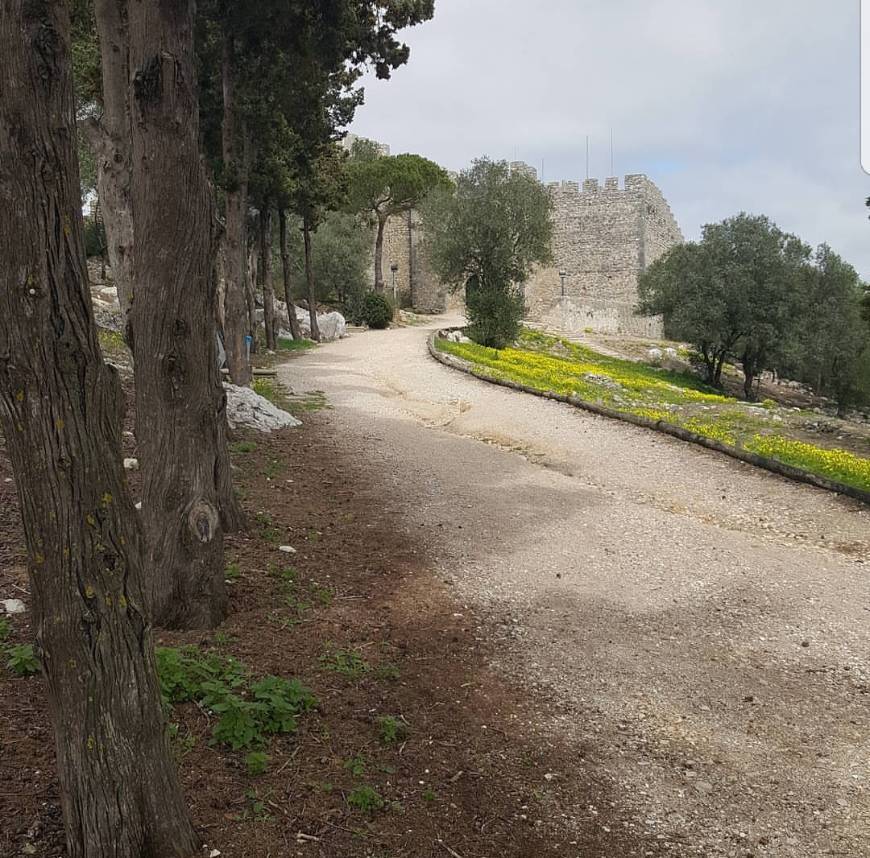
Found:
<box><xmin>427</xmin><ymin>330</ymin><xmax>870</xmax><ymax>506</ymax></box>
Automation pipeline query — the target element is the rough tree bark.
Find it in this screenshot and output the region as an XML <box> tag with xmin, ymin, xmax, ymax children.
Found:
<box><xmin>259</xmin><ymin>206</ymin><xmax>277</xmax><ymax>350</ymax></box>
<box><xmin>246</xmin><ymin>239</ymin><xmax>258</xmax><ymax>353</ymax></box>
<box><xmin>0</xmin><ymin>3</ymin><xmax>198</xmax><ymax>856</ymax></box>
<box><xmin>85</xmin><ymin>0</ymin><xmax>135</xmax><ymax>337</ymax></box>
<box><xmin>374</xmin><ymin>211</ymin><xmax>388</xmax><ymax>293</ymax></box>
<box><xmin>278</xmin><ymin>207</ymin><xmax>304</xmax><ymax>340</ymax></box>
<box><xmin>221</xmin><ymin>34</ymin><xmax>252</xmax><ymax>385</ymax></box>
<box><xmin>129</xmin><ymin>0</ymin><xmax>228</xmax><ymax>629</ymax></box>
<box><xmin>210</xmin><ymin>221</ymin><xmax>245</xmax><ymax>534</ymax></box>
<box><xmin>303</xmin><ymin>218</ymin><xmax>321</xmax><ymax>342</ymax></box>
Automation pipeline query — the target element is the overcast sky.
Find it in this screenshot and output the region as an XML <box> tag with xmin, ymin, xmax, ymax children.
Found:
<box><xmin>349</xmin><ymin>0</ymin><xmax>870</xmax><ymax>278</ymax></box>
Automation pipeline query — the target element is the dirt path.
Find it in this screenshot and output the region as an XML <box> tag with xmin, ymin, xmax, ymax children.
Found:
<box><xmin>280</xmin><ymin>318</ymin><xmax>870</xmax><ymax>858</ymax></box>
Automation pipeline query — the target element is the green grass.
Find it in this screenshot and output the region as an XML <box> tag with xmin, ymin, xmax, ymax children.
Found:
<box><xmin>283</xmin><ymin>390</ymin><xmax>329</xmax><ymax>416</ymax></box>
<box><xmin>252</xmin><ymin>377</ymin><xmax>289</xmax><ymax>409</ymax></box>
<box><xmin>437</xmin><ymin>330</ymin><xmax>870</xmax><ymax>494</ymax></box>
<box><xmin>278</xmin><ymin>337</ymin><xmax>317</xmax><ymax>352</ymax></box>
<box><xmin>346</xmin><ymin>785</ymin><xmax>384</xmax><ymax>814</ymax></box>
<box><xmin>377</xmin><ymin>715</ymin><xmax>408</xmax><ymax>746</ymax></box>
<box><xmin>97</xmin><ymin>328</ymin><xmax>127</xmax><ymax>357</ymax></box>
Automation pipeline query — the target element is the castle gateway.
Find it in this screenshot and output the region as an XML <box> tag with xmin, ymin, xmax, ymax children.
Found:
<box><xmin>517</xmin><ymin>163</ymin><xmax>684</xmax><ymax>337</ymax></box>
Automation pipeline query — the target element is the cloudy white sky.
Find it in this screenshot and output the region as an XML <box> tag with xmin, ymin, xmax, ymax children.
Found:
<box><xmin>349</xmin><ymin>0</ymin><xmax>870</xmax><ymax>278</ymax></box>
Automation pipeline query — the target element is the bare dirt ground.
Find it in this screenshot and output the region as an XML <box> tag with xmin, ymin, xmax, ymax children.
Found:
<box><xmin>0</xmin><ymin>362</ymin><xmax>666</xmax><ymax>858</ymax></box>
<box><xmin>279</xmin><ymin>316</ymin><xmax>870</xmax><ymax>858</ymax></box>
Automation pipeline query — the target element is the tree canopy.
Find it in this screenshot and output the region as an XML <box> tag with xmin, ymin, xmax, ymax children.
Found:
<box><xmin>639</xmin><ymin>213</ymin><xmax>870</xmax><ymax>408</ymax></box>
<box><xmin>346</xmin><ymin>141</ymin><xmax>450</xmax><ymax>290</ymax></box>
<box><xmin>422</xmin><ymin>158</ymin><xmax>553</xmax><ymax>347</ymax></box>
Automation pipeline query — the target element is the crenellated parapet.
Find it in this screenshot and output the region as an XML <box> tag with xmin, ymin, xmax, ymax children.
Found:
<box><xmin>521</xmin><ymin>164</ymin><xmax>684</xmax><ymax>335</ymax></box>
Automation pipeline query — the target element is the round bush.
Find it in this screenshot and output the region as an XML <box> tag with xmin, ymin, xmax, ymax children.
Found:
<box><xmin>362</xmin><ymin>292</ymin><xmax>393</xmax><ymax>329</ymax></box>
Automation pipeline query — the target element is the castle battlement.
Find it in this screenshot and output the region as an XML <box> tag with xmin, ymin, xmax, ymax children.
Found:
<box><xmin>521</xmin><ymin>160</ymin><xmax>684</xmax><ymax>337</ymax></box>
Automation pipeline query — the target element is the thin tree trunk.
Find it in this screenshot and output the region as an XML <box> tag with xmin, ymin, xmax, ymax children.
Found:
<box><xmin>0</xmin><ymin>4</ymin><xmax>197</xmax><ymax>856</ymax></box>
<box><xmin>303</xmin><ymin>219</ymin><xmax>321</xmax><ymax>342</ymax></box>
<box><xmin>374</xmin><ymin>212</ymin><xmax>388</xmax><ymax>292</ymax></box>
<box><xmin>259</xmin><ymin>206</ymin><xmax>277</xmax><ymax>350</ymax></box>
<box><xmin>93</xmin><ymin>193</ymin><xmax>108</xmax><ymax>280</ymax></box>
<box><xmin>85</xmin><ymin>0</ymin><xmax>135</xmax><ymax>339</ymax></box>
<box><xmin>221</xmin><ymin>34</ymin><xmax>251</xmax><ymax>385</ymax></box>
<box><xmin>129</xmin><ymin>0</ymin><xmax>227</xmax><ymax>629</ymax></box>
<box><xmin>246</xmin><ymin>239</ymin><xmax>258</xmax><ymax>353</ymax></box>
<box><xmin>278</xmin><ymin>207</ymin><xmax>304</xmax><ymax>340</ymax></box>
<box><xmin>210</xmin><ymin>233</ymin><xmax>245</xmax><ymax>534</ymax></box>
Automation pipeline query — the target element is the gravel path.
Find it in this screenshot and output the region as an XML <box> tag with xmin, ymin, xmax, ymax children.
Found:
<box><xmin>279</xmin><ymin>318</ymin><xmax>870</xmax><ymax>857</ymax></box>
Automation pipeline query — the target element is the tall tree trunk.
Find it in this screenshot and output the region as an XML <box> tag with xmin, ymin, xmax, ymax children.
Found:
<box><xmin>0</xmin><ymin>4</ymin><xmax>198</xmax><ymax>856</ymax></box>
<box><xmin>93</xmin><ymin>192</ymin><xmax>108</xmax><ymax>280</ymax></box>
<box><xmin>303</xmin><ymin>219</ymin><xmax>321</xmax><ymax>342</ymax></box>
<box><xmin>374</xmin><ymin>211</ymin><xmax>388</xmax><ymax>292</ymax></box>
<box><xmin>259</xmin><ymin>207</ymin><xmax>277</xmax><ymax>350</ymax></box>
<box><xmin>129</xmin><ymin>0</ymin><xmax>227</xmax><ymax>629</ymax></box>
<box><xmin>221</xmin><ymin>35</ymin><xmax>251</xmax><ymax>385</ymax></box>
<box><xmin>278</xmin><ymin>208</ymin><xmax>304</xmax><ymax>340</ymax></box>
<box><xmin>210</xmin><ymin>227</ymin><xmax>245</xmax><ymax>534</ymax></box>
<box><xmin>246</xmin><ymin>239</ymin><xmax>258</xmax><ymax>353</ymax></box>
<box><xmin>85</xmin><ymin>0</ymin><xmax>135</xmax><ymax>339</ymax></box>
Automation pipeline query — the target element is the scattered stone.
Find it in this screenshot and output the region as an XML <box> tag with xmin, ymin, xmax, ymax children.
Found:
<box><xmin>123</xmin><ymin>457</ymin><xmax>139</xmax><ymax>471</ymax></box>
<box><xmin>1</xmin><ymin>599</ymin><xmax>26</xmax><ymax>615</ymax></box>
<box><xmin>647</xmin><ymin>347</ymin><xmax>663</xmax><ymax>365</ymax></box>
<box><xmin>224</xmin><ymin>383</ymin><xmax>301</xmax><ymax>433</ymax></box>
<box><xmin>279</xmin><ymin>545</ymin><xmax>297</xmax><ymax>555</ymax></box>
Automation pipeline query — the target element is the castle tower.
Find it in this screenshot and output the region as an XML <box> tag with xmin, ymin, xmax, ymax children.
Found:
<box><xmin>525</xmin><ymin>168</ymin><xmax>684</xmax><ymax>337</ymax></box>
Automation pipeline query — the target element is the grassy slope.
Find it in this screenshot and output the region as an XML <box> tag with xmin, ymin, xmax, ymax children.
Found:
<box><xmin>436</xmin><ymin>330</ymin><xmax>870</xmax><ymax>493</ymax></box>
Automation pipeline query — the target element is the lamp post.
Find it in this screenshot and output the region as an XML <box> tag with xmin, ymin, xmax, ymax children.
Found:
<box><xmin>390</xmin><ymin>262</ymin><xmax>399</xmax><ymax>305</ymax></box>
<box><xmin>559</xmin><ymin>270</ymin><xmax>567</xmax><ymax>297</ymax></box>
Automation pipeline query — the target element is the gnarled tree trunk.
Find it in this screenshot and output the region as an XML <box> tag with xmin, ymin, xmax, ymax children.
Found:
<box><xmin>221</xmin><ymin>34</ymin><xmax>251</xmax><ymax>385</ymax></box>
<box><xmin>0</xmin><ymin>3</ymin><xmax>198</xmax><ymax>855</ymax></box>
<box><xmin>259</xmin><ymin>206</ymin><xmax>277</xmax><ymax>350</ymax></box>
<box><xmin>129</xmin><ymin>0</ymin><xmax>227</xmax><ymax>629</ymax></box>
<box><xmin>303</xmin><ymin>218</ymin><xmax>321</xmax><ymax>342</ymax></box>
<box><xmin>279</xmin><ymin>207</ymin><xmax>303</xmax><ymax>340</ymax></box>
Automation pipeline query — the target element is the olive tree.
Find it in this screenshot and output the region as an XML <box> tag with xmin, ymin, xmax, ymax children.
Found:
<box><xmin>422</xmin><ymin>158</ymin><xmax>553</xmax><ymax>348</ymax></box>
<box><xmin>640</xmin><ymin>213</ymin><xmax>808</xmax><ymax>398</ymax></box>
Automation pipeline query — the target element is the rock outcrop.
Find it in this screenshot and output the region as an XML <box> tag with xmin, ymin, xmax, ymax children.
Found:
<box><xmin>224</xmin><ymin>383</ymin><xmax>301</xmax><ymax>432</ymax></box>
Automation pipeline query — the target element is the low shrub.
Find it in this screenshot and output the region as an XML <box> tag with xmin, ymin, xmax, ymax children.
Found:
<box><xmin>6</xmin><ymin>644</ymin><xmax>39</xmax><ymax>677</ymax></box>
<box><xmin>346</xmin><ymin>785</ymin><xmax>384</xmax><ymax>814</ymax></box>
<box><xmin>465</xmin><ymin>278</ymin><xmax>524</xmax><ymax>349</ymax></box>
<box><xmin>361</xmin><ymin>292</ymin><xmax>393</xmax><ymax>330</ymax></box>
<box><xmin>155</xmin><ymin>646</ymin><xmax>316</xmax><ymax>751</ymax></box>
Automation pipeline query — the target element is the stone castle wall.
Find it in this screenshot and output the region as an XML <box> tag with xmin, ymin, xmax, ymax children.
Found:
<box><xmin>345</xmin><ymin>138</ymin><xmax>683</xmax><ymax>324</ymax></box>
<box><xmin>522</xmin><ymin>168</ymin><xmax>683</xmax><ymax>336</ymax></box>
<box><xmin>378</xmin><ymin>209</ymin><xmax>450</xmax><ymax>313</ymax></box>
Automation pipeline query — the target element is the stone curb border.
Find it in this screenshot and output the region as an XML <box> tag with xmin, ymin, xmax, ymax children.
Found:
<box><xmin>427</xmin><ymin>330</ymin><xmax>870</xmax><ymax>507</ymax></box>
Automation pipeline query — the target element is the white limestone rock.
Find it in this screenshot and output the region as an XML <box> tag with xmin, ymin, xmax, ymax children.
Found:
<box><xmin>317</xmin><ymin>311</ymin><xmax>347</xmax><ymax>342</ymax></box>
<box><xmin>1</xmin><ymin>599</ymin><xmax>26</xmax><ymax>615</ymax></box>
<box><xmin>647</xmin><ymin>347</ymin><xmax>664</xmax><ymax>365</ymax></box>
<box><xmin>224</xmin><ymin>383</ymin><xmax>301</xmax><ymax>433</ymax></box>
<box><xmin>297</xmin><ymin>308</ymin><xmax>347</xmax><ymax>342</ymax></box>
